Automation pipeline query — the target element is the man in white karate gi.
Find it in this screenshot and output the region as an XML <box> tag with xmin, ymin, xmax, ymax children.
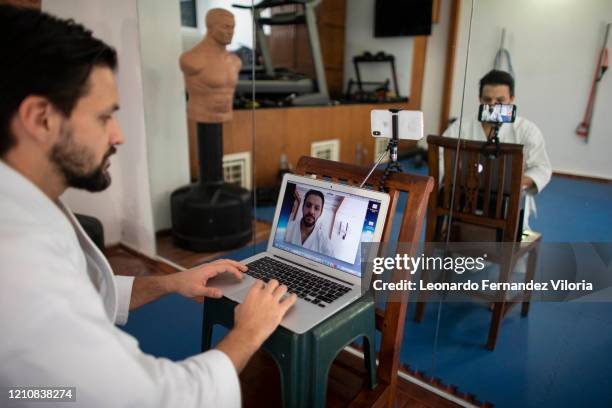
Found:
<box><xmin>443</xmin><ymin>69</ymin><xmax>552</xmax><ymax>194</ymax></box>
<box><xmin>442</xmin><ymin>70</ymin><xmax>552</xmax><ymax>229</ymax></box>
<box><xmin>285</xmin><ymin>189</ymin><xmax>333</xmax><ymax>256</ymax></box>
<box><xmin>0</xmin><ymin>6</ymin><xmax>295</xmax><ymax>407</ymax></box>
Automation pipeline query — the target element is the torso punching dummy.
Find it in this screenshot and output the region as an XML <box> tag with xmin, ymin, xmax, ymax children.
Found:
<box><xmin>171</xmin><ymin>8</ymin><xmax>251</xmax><ymax>252</ymax></box>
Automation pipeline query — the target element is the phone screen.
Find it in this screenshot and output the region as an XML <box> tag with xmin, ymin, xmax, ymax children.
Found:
<box><xmin>478</xmin><ymin>104</ymin><xmax>516</xmax><ymax>123</ymax></box>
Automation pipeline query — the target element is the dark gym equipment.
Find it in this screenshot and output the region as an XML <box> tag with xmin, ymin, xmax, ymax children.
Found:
<box><xmin>171</xmin><ymin>123</ymin><xmax>252</xmax><ymax>252</ymax></box>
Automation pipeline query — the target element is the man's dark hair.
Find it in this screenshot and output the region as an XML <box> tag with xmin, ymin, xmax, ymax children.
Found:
<box><xmin>479</xmin><ymin>70</ymin><xmax>514</xmax><ymax>98</ymax></box>
<box><xmin>304</xmin><ymin>190</ymin><xmax>325</xmax><ymax>209</ymax></box>
<box><xmin>0</xmin><ymin>5</ymin><xmax>118</xmax><ymax>156</ymax></box>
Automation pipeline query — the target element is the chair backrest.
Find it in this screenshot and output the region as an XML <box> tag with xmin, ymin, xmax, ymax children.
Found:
<box><xmin>426</xmin><ymin>135</ymin><xmax>524</xmax><ymax>243</ymax></box>
<box><xmin>294</xmin><ymin>156</ymin><xmax>434</xmax><ymax>406</ymax></box>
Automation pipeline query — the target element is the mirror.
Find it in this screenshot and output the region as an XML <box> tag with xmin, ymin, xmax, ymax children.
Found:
<box><xmin>144</xmin><ymin>0</ymin><xmax>449</xmax><ymax>269</ymax></box>
<box><xmin>245</xmin><ymin>0</ymin><xmax>476</xmax><ymax>390</ymax></box>
<box><xmin>137</xmin><ymin>1</ymin><xmax>460</xmax><ymax>390</ymax></box>
<box><xmin>428</xmin><ymin>1</ymin><xmax>612</xmax><ymax>407</ymax></box>
<box><xmin>145</xmin><ymin>0</ymin><xmax>470</xmax><ymax>387</ymax></box>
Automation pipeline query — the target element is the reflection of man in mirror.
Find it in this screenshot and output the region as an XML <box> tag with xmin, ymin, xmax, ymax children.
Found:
<box><xmin>285</xmin><ymin>190</ymin><xmax>333</xmax><ymax>256</ymax></box>
<box><xmin>180</xmin><ymin>8</ymin><xmax>241</xmax><ymax>123</ymax></box>
<box><xmin>443</xmin><ymin>70</ymin><xmax>551</xmax><ymax>193</ymax></box>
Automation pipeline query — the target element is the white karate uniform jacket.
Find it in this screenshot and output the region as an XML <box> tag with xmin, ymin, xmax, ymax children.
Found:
<box><xmin>442</xmin><ymin>115</ymin><xmax>552</xmax><ymax>193</ymax></box>
<box><xmin>0</xmin><ymin>161</ymin><xmax>240</xmax><ymax>407</ymax></box>
<box><xmin>285</xmin><ymin>217</ymin><xmax>333</xmax><ymax>256</ymax></box>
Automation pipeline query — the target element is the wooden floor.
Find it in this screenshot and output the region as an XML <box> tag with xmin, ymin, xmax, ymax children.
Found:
<box><xmin>241</xmin><ymin>346</ymin><xmax>463</xmax><ymax>408</ymax></box>
<box><xmin>155</xmin><ymin>221</ymin><xmax>272</xmax><ymax>269</ymax></box>
<box><xmin>106</xmin><ymin>246</ymin><xmax>473</xmax><ymax>408</ymax></box>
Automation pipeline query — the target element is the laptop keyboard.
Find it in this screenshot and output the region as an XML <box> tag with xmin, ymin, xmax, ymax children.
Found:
<box><xmin>246</xmin><ymin>257</ymin><xmax>352</xmax><ymax>308</ymax></box>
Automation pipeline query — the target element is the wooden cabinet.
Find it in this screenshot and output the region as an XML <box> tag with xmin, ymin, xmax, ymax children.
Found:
<box><xmin>188</xmin><ymin>102</ymin><xmax>419</xmax><ymax>187</ymax></box>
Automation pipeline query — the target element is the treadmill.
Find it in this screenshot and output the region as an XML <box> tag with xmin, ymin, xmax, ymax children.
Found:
<box><xmin>233</xmin><ymin>0</ymin><xmax>329</xmax><ymax>106</ymax></box>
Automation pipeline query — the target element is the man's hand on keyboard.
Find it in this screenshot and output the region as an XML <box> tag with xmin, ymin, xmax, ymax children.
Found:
<box><xmin>216</xmin><ymin>279</ymin><xmax>297</xmax><ymax>373</ymax></box>
<box><xmin>235</xmin><ymin>279</ymin><xmax>298</xmax><ymax>347</ymax></box>
<box><xmin>169</xmin><ymin>258</ymin><xmax>246</xmax><ymax>301</ymax></box>
<box><xmin>128</xmin><ymin>259</ymin><xmax>246</xmax><ymax>309</ymax></box>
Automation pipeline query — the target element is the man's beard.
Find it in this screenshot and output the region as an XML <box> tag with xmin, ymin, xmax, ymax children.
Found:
<box><xmin>50</xmin><ymin>123</ymin><xmax>116</xmax><ymax>192</ymax></box>
<box><xmin>302</xmin><ymin>215</ymin><xmax>316</xmax><ymax>228</ymax></box>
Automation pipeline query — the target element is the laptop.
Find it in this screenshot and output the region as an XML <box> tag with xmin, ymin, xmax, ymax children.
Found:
<box><xmin>209</xmin><ymin>173</ymin><xmax>390</xmax><ymax>334</ymax></box>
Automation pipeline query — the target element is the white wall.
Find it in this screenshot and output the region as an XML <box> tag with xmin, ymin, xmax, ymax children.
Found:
<box><xmin>344</xmin><ymin>0</ymin><xmax>414</xmax><ymax>98</ymax></box>
<box><xmin>328</xmin><ymin>198</ymin><xmax>369</xmax><ymax>264</ymax></box>
<box><xmin>449</xmin><ymin>0</ymin><xmax>612</xmax><ymax>179</ymax></box>
<box><xmin>137</xmin><ymin>0</ymin><xmax>191</xmax><ymax>233</ymax></box>
<box><xmin>42</xmin><ymin>0</ymin><xmax>157</xmax><ymax>256</ymax></box>
<box><xmin>448</xmin><ymin>0</ymin><xmax>474</xmax><ymax>126</ymax></box>
<box><xmin>420</xmin><ymin>0</ymin><xmax>452</xmax><ymax>140</ymax></box>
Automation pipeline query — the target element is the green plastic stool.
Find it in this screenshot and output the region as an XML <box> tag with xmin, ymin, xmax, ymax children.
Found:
<box><xmin>202</xmin><ymin>293</ymin><xmax>378</xmax><ymax>407</ymax></box>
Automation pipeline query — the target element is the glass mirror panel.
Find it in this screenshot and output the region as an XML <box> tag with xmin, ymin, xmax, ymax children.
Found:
<box><xmin>430</xmin><ymin>1</ymin><xmax>612</xmax><ymax>407</ymax></box>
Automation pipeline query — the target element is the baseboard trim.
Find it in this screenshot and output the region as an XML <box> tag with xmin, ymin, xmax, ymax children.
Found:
<box><xmin>553</xmin><ymin>171</ymin><xmax>611</xmax><ymax>184</ymax></box>
<box><xmin>155</xmin><ymin>256</ymin><xmax>187</xmax><ymax>272</ymax></box>
<box><xmin>106</xmin><ymin>243</ymin><xmax>179</xmax><ymax>274</ymax></box>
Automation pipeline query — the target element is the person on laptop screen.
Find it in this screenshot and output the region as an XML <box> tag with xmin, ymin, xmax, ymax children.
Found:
<box><xmin>285</xmin><ymin>189</ymin><xmax>333</xmax><ymax>256</ymax></box>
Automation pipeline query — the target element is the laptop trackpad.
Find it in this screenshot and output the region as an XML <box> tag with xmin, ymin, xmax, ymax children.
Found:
<box><xmin>207</xmin><ymin>273</ymin><xmax>253</xmax><ymax>297</ymax></box>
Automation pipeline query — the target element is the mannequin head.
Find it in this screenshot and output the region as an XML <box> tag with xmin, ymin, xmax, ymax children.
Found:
<box><xmin>205</xmin><ymin>8</ymin><xmax>235</xmax><ymax>46</ymax></box>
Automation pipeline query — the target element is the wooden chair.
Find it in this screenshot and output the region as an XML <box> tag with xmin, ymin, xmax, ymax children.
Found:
<box><xmin>295</xmin><ymin>157</ymin><xmax>434</xmax><ymax>406</ymax></box>
<box><xmin>413</xmin><ymin>135</ymin><xmax>541</xmax><ymax>350</ymax></box>
<box><xmin>202</xmin><ymin>156</ymin><xmax>433</xmax><ymax>407</ymax></box>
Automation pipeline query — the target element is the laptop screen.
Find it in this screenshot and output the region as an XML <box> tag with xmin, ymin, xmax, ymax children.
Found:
<box><xmin>272</xmin><ymin>180</ymin><xmax>384</xmax><ymax>277</ymax></box>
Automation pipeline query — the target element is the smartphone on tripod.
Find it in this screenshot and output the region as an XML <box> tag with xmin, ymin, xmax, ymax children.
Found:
<box><xmin>478</xmin><ymin>104</ymin><xmax>516</xmax><ymax>124</ymax></box>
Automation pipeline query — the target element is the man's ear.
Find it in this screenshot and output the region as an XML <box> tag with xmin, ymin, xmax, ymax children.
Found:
<box><xmin>15</xmin><ymin>96</ymin><xmax>62</xmax><ymax>145</ymax></box>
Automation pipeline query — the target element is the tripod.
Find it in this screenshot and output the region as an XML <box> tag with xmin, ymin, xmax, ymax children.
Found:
<box><xmin>482</xmin><ymin>122</ymin><xmax>502</xmax><ymax>159</ymax></box>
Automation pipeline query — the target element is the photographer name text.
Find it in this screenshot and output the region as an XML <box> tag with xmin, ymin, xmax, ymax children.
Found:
<box><xmin>372</xmin><ymin>279</ymin><xmax>593</xmax><ymax>292</ymax></box>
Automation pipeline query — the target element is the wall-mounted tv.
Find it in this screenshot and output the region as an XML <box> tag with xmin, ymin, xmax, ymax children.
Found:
<box><xmin>374</xmin><ymin>0</ymin><xmax>433</xmax><ymax>38</ymax></box>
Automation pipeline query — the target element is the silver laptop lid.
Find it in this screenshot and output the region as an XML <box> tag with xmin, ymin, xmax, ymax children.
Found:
<box><xmin>267</xmin><ymin>174</ymin><xmax>390</xmax><ymax>286</ymax></box>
